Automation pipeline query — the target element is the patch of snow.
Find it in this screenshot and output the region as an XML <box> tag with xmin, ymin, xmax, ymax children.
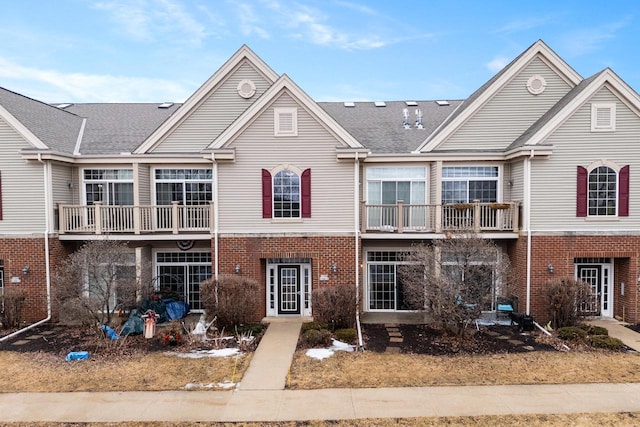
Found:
<box><xmin>305</xmin><ymin>339</ymin><xmax>356</xmax><ymax>360</ymax></box>
<box><xmin>166</xmin><ymin>348</ymin><xmax>241</xmax><ymax>358</ymax></box>
<box><xmin>184</xmin><ymin>380</ymin><xmax>237</xmax><ymax>390</ymax></box>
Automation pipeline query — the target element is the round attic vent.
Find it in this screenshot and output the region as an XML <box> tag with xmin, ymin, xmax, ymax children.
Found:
<box><xmin>526</xmin><ymin>75</ymin><xmax>547</xmax><ymax>95</ymax></box>
<box><xmin>237</xmin><ymin>79</ymin><xmax>256</xmax><ymax>99</ymax></box>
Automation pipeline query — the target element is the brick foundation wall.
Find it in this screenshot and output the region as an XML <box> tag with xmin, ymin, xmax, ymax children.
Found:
<box><xmin>510</xmin><ymin>234</ymin><xmax>640</xmax><ymax>324</ymax></box>
<box><xmin>217</xmin><ymin>235</ymin><xmax>358</xmax><ymax>320</ymax></box>
<box><xmin>0</xmin><ymin>236</ymin><xmax>71</xmax><ymax>324</ymax></box>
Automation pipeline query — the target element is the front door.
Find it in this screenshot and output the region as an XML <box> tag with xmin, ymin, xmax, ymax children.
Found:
<box><xmin>576</xmin><ymin>263</ymin><xmax>612</xmax><ymax>317</ymax></box>
<box><xmin>278</xmin><ymin>265</ymin><xmax>301</xmax><ymax>315</ymax></box>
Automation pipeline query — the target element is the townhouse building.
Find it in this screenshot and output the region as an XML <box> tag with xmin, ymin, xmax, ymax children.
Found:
<box><xmin>1</xmin><ymin>40</ymin><xmax>639</xmax><ymax>326</ymax></box>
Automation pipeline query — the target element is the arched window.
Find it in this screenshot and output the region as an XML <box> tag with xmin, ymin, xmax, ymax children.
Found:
<box><xmin>273</xmin><ymin>169</ymin><xmax>300</xmax><ymax>218</ymax></box>
<box><xmin>262</xmin><ymin>167</ymin><xmax>311</xmax><ymax>219</ymax></box>
<box><xmin>588</xmin><ymin>166</ymin><xmax>617</xmax><ymax>216</ymax></box>
<box><xmin>577</xmin><ymin>163</ymin><xmax>629</xmax><ymax>217</ymax></box>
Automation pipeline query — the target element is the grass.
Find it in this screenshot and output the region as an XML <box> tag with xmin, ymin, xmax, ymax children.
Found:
<box><xmin>288</xmin><ymin>350</ymin><xmax>640</xmax><ymax>389</ymax></box>
<box><xmin>4</xmin><ymin>413</ymin><xmax>640</xmax><ymax>426</ymax></box>
<box><xmin>0</xmin><ymin>350</ymin><xmax>251</xmax><ymax>392</ymax></box>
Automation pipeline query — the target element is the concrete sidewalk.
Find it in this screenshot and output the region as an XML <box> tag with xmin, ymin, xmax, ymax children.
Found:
<box><xmin>2</xmin><ymin>383</ymin><xmax>640</xmax><ymax>422</ymax></box>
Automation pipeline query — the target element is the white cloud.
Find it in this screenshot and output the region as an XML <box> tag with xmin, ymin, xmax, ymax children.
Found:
<box><xmin>486</xmin><ymin>56</ymin><xmax>510</xmax><ymax>73</ymax></box>
<box><xmin>93</xmin><ymin>0</ymin><xmax>208</xmax><ymax>45</ymax></box>
<box><xmin>0</xmin><ymin>56</ymin><xmax>189</xmax><ymax>102</ymax></box>
<box><xmin>493</xmin><ymin>16</ymin><xmax>552</xmax><ymax>34</ymax></box>
<box><xmin>560</xmin><ymin>17</ymin><xmax>632</xmax><ymax>56</ymax></box>
<box><xmin>236</xmin><ymin>2</ymin><xmax>271</xmax><ymax>39</ymax></box>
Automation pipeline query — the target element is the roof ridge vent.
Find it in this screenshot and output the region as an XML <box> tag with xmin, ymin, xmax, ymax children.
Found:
<box><xmin>343</xmin><ymin>102</ymin><xmax>355</xmax><ymax>108</ymax></box>
<box><xmin>158</xmin><ymin>102</ymin><xmax>174</xmax><ymax>108</ymax></box>
<box><xmin>435</xmin><ymin>100</ymin><xmax>450</xmax><ymax>106</ymax></box>
<box><xmin>374</xmin><ymin>101</ymin><xmax>386</xmax><ymax>107</ymax></box>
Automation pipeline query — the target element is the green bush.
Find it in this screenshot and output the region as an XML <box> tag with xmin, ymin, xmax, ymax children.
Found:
<box><xmin>589</xmin><ymin>335</ymin><xmax>623</xmax><ymax>350</ymax></box>
<box><xmin>557</xmin><ymin>326</ymin><xmax>587</xmax><ymax>341</ymax></box>
<box><xmin>582</xmin><ymin>325</ymin><xmax>608</xmax><ymax>336</ymax></box>
<box><xmin>335</xmin><ymin>328</ymin><xmax>357</xmax><ymax>344</ymax></box>
<box><xmin>301</xmin><ymin>321</ymin><xmax>327</xmax><ymax>333</ymax></box>
<box><xmin>300</xmin><ymin>329</ymin><xmax>332</xmax><ymax>347</ymax></box>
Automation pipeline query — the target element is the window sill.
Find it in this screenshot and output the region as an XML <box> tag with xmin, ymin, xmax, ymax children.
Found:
<box><xmin>583</xmin><ymin>216</ymin><xmax>620</xmax><ymax>222</ymax></box>
<box><xmin>271</xmin><ymin>218</ymin><xmax>304</xmax><ymax>224</ymax></box>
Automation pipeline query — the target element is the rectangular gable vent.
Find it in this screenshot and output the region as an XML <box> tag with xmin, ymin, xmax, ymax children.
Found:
<box><xmin>405</xmin><ymin>101</ymin><xmax>418</xmax><ymax>106</ymax></box>
<box><xmin>343</xmin><ymin>102</ymin><xmax>355</xmax><ymax>108</ymax></box>
<box><xmin>374</xmin><ymin>101</ymin><xmax>386</xmax><ymax>107</ymax></box>
<box><xmin>435</xmin><ymin>100</ymin><xmax>450</xmax><ymax>106</ymax></box>
<box><xmin>158</xmin><ymin>102</ymin><xmax>174</xmax><ymax>108</ymax></box>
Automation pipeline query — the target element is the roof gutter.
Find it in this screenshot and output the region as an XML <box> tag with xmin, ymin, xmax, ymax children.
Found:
<box><xmin>525</xmin><ymin>149</ymin><xmax>534</xmax><ymax>315</ymax></box>
<box><xmin>1</xmin><ymin>153</ymin><xmax>52</xmax><ymax>341</ymax></box>
<box><xmin>354</xmin><ymin>151</ymin><xmax>364</xmax><ymax>350</ymax></box>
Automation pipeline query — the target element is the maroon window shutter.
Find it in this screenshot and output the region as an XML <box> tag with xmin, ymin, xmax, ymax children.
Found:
<box><xmin>619</xmin><ymin>165</ymin><xmax>630</xmax><ymax>217</ymax></box>
<box><xmin>262</xmin><ymin>169</ymin><xmax>272</xmax><ymax>218</ymax></box>
<box><xmin>577</xmin><ymin>166</ymin><xmax>588</xmax><ymax>217</ymax></box>
<box><xmin>0</xmin><ymin>171</ymin><xmax>3</xmax><ymax>220</ymax></box>
<box><xmin>301</xmin><ymin>168</ymin><xmax>311</xmax><ymax>218</ymax></box>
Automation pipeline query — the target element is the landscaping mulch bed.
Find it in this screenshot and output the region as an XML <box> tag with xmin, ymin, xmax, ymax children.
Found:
<box><xmin>362</xmin><ymin>323</ymin><xmax>556</xmax><ymax>355</ymax></box>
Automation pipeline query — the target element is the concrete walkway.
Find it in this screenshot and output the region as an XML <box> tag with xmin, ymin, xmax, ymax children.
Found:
<box><xmin>239</xmin><ymin>319</ymin><xmax>303</xmax><ymax>390</ymax></box>
<box><xmin>587</xmin><ymin>317</ymin><xmax>640</xmax><ymax>351</ymax></box>
<box><xmin>2</xmin><ymin>317</ymin><xmax>640</xmax><ymax>422</ymax></box>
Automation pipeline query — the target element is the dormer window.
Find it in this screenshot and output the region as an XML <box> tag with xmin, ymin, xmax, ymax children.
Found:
<box><xmin>274</xmin><ymin>108</ymin><xmax>298</xmax><ymax>136</ymax></box>
<box><xmin>591</xmin><ymin>103</ymin><xmax>616</xmax><ymax>132</ymax></box>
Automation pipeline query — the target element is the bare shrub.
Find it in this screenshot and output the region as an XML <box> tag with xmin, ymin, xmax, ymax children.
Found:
<box><xmin>0</xmin><ymin>287</ymin><xmax>27</xmax><ymax>328</ymax></box>
<box><xmin>546</xmin><ymin>277</ymin><xmax>594</xmax><ymax>329</ymax></box>
<box><xmin>53</xmin><ymin>240</ymin><xmax>141</xmax><ymax>330</ymax></box>
<box><xmin>398</xmin><ymin>232</ymin><xmax>514</xmax><ymax>338</ymax></box>
<box><xmin>200</xmin><ymin>275</ymin><xmax>260</xmax><ymax>329</ymax></box>
<box><xmin>312</xmin><ymin>284</ymin><xmax>356</xmax><ymax>330</ymax></box>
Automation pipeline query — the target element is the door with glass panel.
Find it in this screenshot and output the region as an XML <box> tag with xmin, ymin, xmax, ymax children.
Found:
<box><xmin>576</xmin><ymin>263</ymin><xmax>612</xmax><ymax>317</ymax></box>
<box><xmin>278</xmin><ymin>265</ymin><xmax>301</xmax><ymax>315</ymax></box>
<box><xmin>155</xmin><ymin>252</ymin><xmax>212</xmax><ymax>311</ymax></box>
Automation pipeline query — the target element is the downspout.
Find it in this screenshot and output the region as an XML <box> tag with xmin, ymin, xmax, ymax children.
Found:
<box><xmin>212</xmin><ymin>154</ymin><xmax>219</xmax><ymax>280</ymax></box>
<box><xmin>354</xmin><ymin>152</ymin><xmax>364</xmax><ymax>350</ymax></box>
<box><xmin>525</xmin><ymin>149</ymin><xmax>534</xmax><ymax>315</ymax></box>
<box><xmin>1</xmin><ymin>153</ymin><xmax>52</xmax><ymax>341</ymax></box>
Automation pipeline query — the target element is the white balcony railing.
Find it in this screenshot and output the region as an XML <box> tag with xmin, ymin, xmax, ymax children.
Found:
<box><xmin>59</xmin><ymin>201</ymin><xmax>214</xmax><ymax>235</ymax></box>
<box><xmin>362</xmin><ymin>200</ymin><xmax>519</xmax><ymax>233</ymax></box>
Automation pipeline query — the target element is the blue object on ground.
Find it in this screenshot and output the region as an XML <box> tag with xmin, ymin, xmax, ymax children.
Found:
<box><xmin>101</xmin><ymin>324</ymin><xmax>120</xmax><ymax>340</ymax></box>
<box><xmin>165</xmin><ymin>299</ymin><xmax>189</xmax><ymax>320</ymax></box>
<box><xmin>65</xmin><ymin>351</ymin><xmax>89</xmax><ymax>361</ymax></box>
<box><xmin>121</xmin><ymin>309</ymin><xmax>144</xmax><ymax>336</ymax></box>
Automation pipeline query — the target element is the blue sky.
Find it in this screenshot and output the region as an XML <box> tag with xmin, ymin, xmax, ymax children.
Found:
<box><xmin>0</xmin><ymin>0</ymin><xmax>639</xmax><ymax>103</ymax></box>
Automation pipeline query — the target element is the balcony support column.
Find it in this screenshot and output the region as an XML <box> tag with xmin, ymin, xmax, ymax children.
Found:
<box><xmin>172</xmin><ymin>201</ymin><xmax>180</xmax><ymax>234</ymax></box>
<box><xmin>94</xmin><ymin>202</ymin><xmax>102</xmax><ymax>235</ymax></box>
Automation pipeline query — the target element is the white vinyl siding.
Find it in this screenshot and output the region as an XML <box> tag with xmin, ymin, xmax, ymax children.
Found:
<box><xmin>137</xmin><ymin>164</ymin><xmax>151</xmax><ymax>205</ymax></box>
<box><xmin>51</xmin><ymin>163</ymin><xmax>74</xmax><ymax>205</ymax></box>
<box><xmin>0</xmin><ymin>119</ymin><xmax>46</xmax><ymax>232</ymax></box>
<box><xmin>439</xmin><ymin>57</ymin><xmax>573</xmax><ymax>150</ymax></box>
<box><xmin>217</xmin><ymin>93</ymin><xmax>355</xmax><ymax>233</ymax></box>
<box><xmin>530</xmin><ymin>87</ymin><xmax>640</xmax><ymax>231</ymax></box>
<box><xmin>151</xmin><ymin>62</ymin><xmax>272</xmax><ymax>153</ymax></box>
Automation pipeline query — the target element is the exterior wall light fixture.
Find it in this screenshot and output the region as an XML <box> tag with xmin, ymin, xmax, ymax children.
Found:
<box><xmin>547</xmin><ymin>264</ymin><xmax>554</xmax><ymax>274</ymax></box>
<box><xmin>331</xmin><ymin>262</ymin><xmax>338</xmax><ymax>273</ymax></box>
<box><xmin>235</xmin><ymin>264</ymin><xmax>241</xmax><ymax>274</ymax></box>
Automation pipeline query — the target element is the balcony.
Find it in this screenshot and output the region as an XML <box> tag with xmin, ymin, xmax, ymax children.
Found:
<box><xmin>58</xmin><ymin>201</ymin><xmax>214</xmax><ymax>235</ymax></box>
<box><xmin>362</xmin><ymin>201</ymin><xmax>519</xmax><ymax>234</ymax></box>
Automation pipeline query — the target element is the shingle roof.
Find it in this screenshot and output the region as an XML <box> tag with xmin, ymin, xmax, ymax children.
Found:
<box><xmin>64</xmin><ymin>103</ymin><xmax>182</xmax><ymax>155</ymax></box>
<box><xmin>319</xmin><ymin>100</ymin><xmax>463</xmax><ymax>153</ymax></box>
<box><xmin>0</xmin><ymin>86</ymin><xmax>83</xmax><ymax>153</ymax></box>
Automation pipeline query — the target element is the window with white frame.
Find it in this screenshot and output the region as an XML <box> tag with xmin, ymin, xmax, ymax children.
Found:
<box><xmin>273</xmin><ymin>169</ymin><xmax>300</xmax><ymax>218</ymax></box>
<box><xmin>155</xmin><ymin>252</ymin><xmax>212</xmax><ymax>310</ymax></box>
<box><xmin>86</xmin><ymin>253</ymin><xmax>136</xmax><ymax>313</ymax></box>
<box><xmin>441</xmin><ymin>250</ymin><xmax>498</xmax><ymax>311</ymax></box>
<box><xmin>366</xmin><ymin>251</ymin><xmax>411</xmax><ymax>311</ymax></box>
<box><xmin>591</xmin><ymin>103</ymin><xmax>616</xmax><ymax>132</ymax></box>
<box><xmin>155</xmin><ymin>169</ymin><xmax>213</xmax><ymax>205</ymax></box>
<box><xmin>366</xmin><ymin>167</ymin><xmax>426</xmax><ymax>229</ymax></box>
<box><xmin>588</xmin><ymin>166</ymin><xmax>617</xmax><ymax>216</ymax></box>
<box><xmin>442</xmin><ymin>166</ymin><xmax>498</xmax><ymax>204</ymax></box>
<box><xmin>83</xmin><ymin>169</ymin><xmax>133</xmax><ymax>206</ymax></box>
<box><xmin>274</xmin><ymin>108</ymin><xmax>298</xmax><ymax>136</ymax></box>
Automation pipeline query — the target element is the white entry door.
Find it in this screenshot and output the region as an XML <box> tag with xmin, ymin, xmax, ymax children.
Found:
<box><xmin>576</xmin><ymin>263</ymin><xmax>612</xmax><ymax>317</ymax></box>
